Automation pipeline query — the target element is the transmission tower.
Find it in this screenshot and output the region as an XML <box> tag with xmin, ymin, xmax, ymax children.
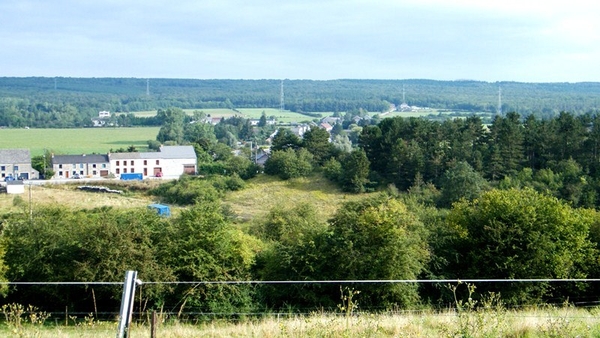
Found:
<box><xmin>280</xmin><ymin>80</ymin><xmax>284</xmax><ymax>112</ymax></box>
<box><xmin>497</xmin><ymin>86</ymin><xmax>502</xmax><ymax>116</ymax></box>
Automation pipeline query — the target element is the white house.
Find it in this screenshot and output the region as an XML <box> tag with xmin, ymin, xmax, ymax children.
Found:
<box><xmin>109</xmin><ymin>145</ymin><xmax>197</xmax><ymax>178</ymax></box>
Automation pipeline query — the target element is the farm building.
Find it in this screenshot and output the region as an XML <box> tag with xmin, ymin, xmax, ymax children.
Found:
<box><xmin>49</xmin><ymin>145</ymin><xmax>197</xmax><ymax>180</ymax></box>
<box><xmin>108</xmin><ymin>145</ymin><xmax>196</xmax><ymax>179</ymax></box>
<box><xmin>0</xmin><ymin>149</ymin><xmax>39</xmax><ymax>180</ymax></box>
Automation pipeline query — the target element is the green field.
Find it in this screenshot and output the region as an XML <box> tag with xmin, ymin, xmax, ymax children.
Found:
<box><xmin>0</xmin><ymin>127</ymin><xmax>160</xmax><ymax>156</ymax></box>
<box><xmin>129</xmin><ymin>108</ymin><xmax>330</xmax><ymax>124</ymax></box>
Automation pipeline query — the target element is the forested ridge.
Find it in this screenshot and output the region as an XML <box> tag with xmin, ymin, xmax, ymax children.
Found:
<box><xmin>2</xmin><ymin>77</ymin><xmax>600</xmax><ymax>128</ymax></box>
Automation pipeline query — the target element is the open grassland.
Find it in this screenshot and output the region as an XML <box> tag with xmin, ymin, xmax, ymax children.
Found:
<box><xmin>0</xmin><ymin>181</ymin><xmax>162</xmax><ymax>214</ymax></box>
<box><xmin>223</xmin><ymin>174</ymin><xmax>364</xmax><ymax>222</ymax></box>
<box><xmin>128</xmin><ymin>108</ymin><xmax>240</xmax><ymax>118</ymax></box>
<box><xmin>5</xmin><ymin>307</ymin><xmax>600</xmax><ymax>337</ymax></box>
<box><xmin>129</xmin><ymin>108</ymin><xmax>329</xmax><ymax>123</ymax></box>
<box><xmin>0</xmin><ymin>174</ymin><xmax>356</xmax><ymax>217</ymax></box>
<box><xmin>0</xmin><ymin>127</ymin><xmax>160</xmax><ymax>156</ymax></box>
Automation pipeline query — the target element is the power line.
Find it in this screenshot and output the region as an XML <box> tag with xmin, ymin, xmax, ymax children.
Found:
<box><xmin>4</xmin><ymin>278</ymin><xmax>598</xmax><ymax>286</ymax></box>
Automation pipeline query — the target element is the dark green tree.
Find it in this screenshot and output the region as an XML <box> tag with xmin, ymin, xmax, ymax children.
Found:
<box><xmin>325</xmin><ymin>194</ymin><xmax>430</xmax><ymax>308</ymax></box>
<box><xmin>264</xmin><ymin>148</ymin><xmax>314</xmax><ymax>180</ymax></box>
<box><xmin>438</xmin><ymin>161</ymin><xmax>490</xmax><ymax>208</ymax></box>
<box><xmin>156</xmin><ymin>107</ymin><xmax>186</xmax><ymax>144</ymax></box>
<box><xmin>302</xmin><ymin>127</ymin><xmax>333</xmax><ymax>165</ymax></box>
<box><xmin>448</xmin><ymin>188</ymin><xmax>595</xmax><ymax>304</ymax></box>
<box><xmin>271</xmin><ymin>128</ymin><xmax>302</xmax><ymax>151</ymax></box>
<box><xmin>157</xmin><ymin>202</ymin><xmax>257</xmax><ymax>313</ymax></box>
<box><xmin>339</xmin><ymin>148</ymin><xmax>371</xmax><ymax>193</ymax></box>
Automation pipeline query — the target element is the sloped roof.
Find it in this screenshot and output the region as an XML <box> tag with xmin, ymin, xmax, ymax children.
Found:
<box><xmin>143</xmin><ymin>146</ymin><xmax>196</xmax><ymax>159</ymax></box>
<box><xmin>108</xmin><ymin>152</ymin><xmax>142</xmax><ymax>160</ymax></box>
<box><xmin>51</xmin><ymin>154</ymin><xmax>109</xmax><ymax>165</ymax></box>
<box><xmin>0</xmin><ymin>149</ymin><xmax>31</xmax><ymax>163</ymax></box>
<box><xmin>108</xmin><ymin>146</ymin><xmax>196</xmax><ymax>160</ymax></box>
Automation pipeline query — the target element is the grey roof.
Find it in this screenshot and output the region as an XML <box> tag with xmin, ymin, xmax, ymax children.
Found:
<box><xmin>51</xmin><ymin>154</ymin><xmax>109</xmax><ymax>165</ymax></box>
<box><xmin>108</xmin><ymin>152</ymin><xmax>142</xmax><ymax>160</ymax></box>
<box><xmin>0</xmin><ymin>149</ymin><xmax>31</xmax><ymax>163</ymax></box>
<box><xmin>108</xmin><ymin>146</ymin><xmax>196</xmax><ymax>160</ymax></box>
<box><xmin>154</xmin><ymin>146</ymin><xmax>196</xmax><ymax>159</ymax></box>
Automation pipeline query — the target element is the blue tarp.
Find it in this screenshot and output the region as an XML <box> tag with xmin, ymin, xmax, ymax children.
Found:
<box><xmin>148</xmin><ymin>203</ymin><xmax>171</xmax><ymax>217</ymax></box>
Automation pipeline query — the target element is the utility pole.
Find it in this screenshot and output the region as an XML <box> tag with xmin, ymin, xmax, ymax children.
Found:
<box><xmin>497</xmin><ymin>86</ymin><xmax>502</xmax><ymax>116</ymax></box>
<box><xmin>280</xmin><ymin>80</ymin><xmax>284</xmax><ymax>112</ymax></box>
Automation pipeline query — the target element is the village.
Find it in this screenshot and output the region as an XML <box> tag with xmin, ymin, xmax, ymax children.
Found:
<box><xmin>0</xmin><ymin>145</ymin><xmax>197</xmax><ymax>194</ymax></box>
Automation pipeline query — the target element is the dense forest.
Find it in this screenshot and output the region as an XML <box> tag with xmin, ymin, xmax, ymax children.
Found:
<box><xmin>1</xmin><ymin>77</ymin><xmax>600</xmax><ymax>128</ymax></box>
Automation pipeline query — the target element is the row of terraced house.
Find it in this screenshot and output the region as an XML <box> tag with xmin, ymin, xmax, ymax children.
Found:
<box><xmin>50</xmin><ymin>145</ymin><xmax>197</xmax><ymax>179</ymax></box>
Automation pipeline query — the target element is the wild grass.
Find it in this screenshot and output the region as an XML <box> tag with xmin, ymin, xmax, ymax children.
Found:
<box><xmin>222</xmin><ymin>174</ymin><xmax>364</xmax><ymax>222</ymax></box>
<box><xmin>0</xmin><ymin>127</ymin><xmax>160</xmax><ymax>156</ymax></box>
<box><xmin>2</xmin><ymin>307</ymin><xmax>599</xmax><ymax>337</ymax></box>
<box><xmin>0</xmin><ymin>183</ymin><xmax>158</xmax><ymax>214</ymax></box>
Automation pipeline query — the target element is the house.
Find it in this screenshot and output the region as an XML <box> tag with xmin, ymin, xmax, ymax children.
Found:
<box><xmin>98</xmin><ymin>111</ymin><xmax>111</xmax><ymax>118</ymax></box>
<box><xmin>320</xmin><ymin>122</ymin><xmax>333</xmax><ymax>132</ymax></box>
<box><xmin>51</xmin><ymin>154</ymin><xmax>110</xmax><ymax>178</ymax></box>
<box><xmin>290</xmin><ymin>124</ymin><xmax>310</xmax><ymax>138</ymax></box>
<box><xmin>255</xmin><ymin>148</ymin><xmax>270</xmax><ymax>166</ymax></box>
<box><xmin>321</xmin><ymin>116</ymin><xmax>342</xmax><ymax>125</ymax></box>
<box><xmin>0</xmin><ymin>149</ymin><xmax>39</xmax><ymax>180</ymax></box>
<box><xmin>109</xmin><ymin>145</ymin><xmax>197</xmax><ymax>178</ymax></box>
<box><xmin>92</xmin><ymin>111</ymin><xmax>112</xmax><ymax>127</ymax></box>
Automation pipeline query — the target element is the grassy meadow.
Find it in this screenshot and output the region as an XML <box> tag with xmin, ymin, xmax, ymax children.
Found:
<box><xmin>223</xmin><ymin>174</ymin><xmax>364</xmax><ymax>222</ymax></box>
<box><xmin>0</xmin><ymin>127</ymin><xmax>160</xmax><ymax>156</ymax></box>
<box><xmin>128</xmin><ymin>108</ymin><xmax>331</xmax><ymax>123</ymax></box>
<box><xmin>4</xmin><ymin>307</ymin><xmax>600</xmax><ymax>337</ymax></box>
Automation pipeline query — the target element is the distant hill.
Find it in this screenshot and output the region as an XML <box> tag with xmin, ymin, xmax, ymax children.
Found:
<box><xmin>1</xmin><ymin>77</ymin><xmax>599</xmax><ymax>121</ymax></box>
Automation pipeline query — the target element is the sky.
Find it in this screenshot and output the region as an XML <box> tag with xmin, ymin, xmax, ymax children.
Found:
<box><xmin>1</xmin><ymin>0</ymin><xmax>599</xmax><ymax>82</ymax></box>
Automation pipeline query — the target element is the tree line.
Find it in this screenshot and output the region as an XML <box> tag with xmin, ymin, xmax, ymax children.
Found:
<box><xmin>2</xmin><ymin>78</ymin><xmax>600</xmax><ymax>128</ymax></box>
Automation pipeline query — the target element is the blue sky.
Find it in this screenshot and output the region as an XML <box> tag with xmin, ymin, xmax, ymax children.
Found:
<box><xmin>1</xmin><ymin>0</ymin><xmax>599</xmax><ymax>82</ymax></box>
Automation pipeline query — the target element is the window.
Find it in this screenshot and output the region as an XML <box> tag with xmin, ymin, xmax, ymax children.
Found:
<box><xmin>116</xmin><ymin>161</ymin><xmax>120</xmax><ymax>166</ymax></box>
<box><xmin>130</xmin><ymin>160</ymin><xmax>134</xmax><ymax>166</ymax></box>
<box><xmin>1</xmin><ymin>173</ymin><xmax>4</xmax><ymax>178</ymax></box>
<box><xmin>58</xmin><ymin>164</ymin><xmax>63</xmax><ymax>169</ymax></box>
<box><xmin>0</xmin><ymin>166</ymin><xmax>5</xmax><ymax>171</ymax></box>
<box><xmin>58</xmin><ymin>171</ymin><xmax>63</xmax><ymax>176</ymax></box>
<box><xmin>102</xmin><ymin>163</ymin><xmax>106</xmax><ymax>168</ymax></box>
<box><xmin>80</xmin><ymin>163</ymin><xmax>84</xmax><ymax>169</ymax></box>
<box><xmin>144</xmin><ymin>160</ymin><xmax>147</xmax><ymax>165</ymax></box>
<box><xmin>156</xmin><ymin>160</ymin><xmax>159</xmax><ymax>165</ymax></box>
<box><xmin>93</xmin><ymin>170</ymin><xmax>97</xmax><ymax>175</ymax></box>
<box><xmin>116</xmin><ymin>168</ymin><xmax>120</xmax><ymax>174</ymax></box>
<box><xmin>124</xmin><ymin>168</ymin><xmax>128</xmax><ymax>173</ymax></box>
<box><xmin>92</xmin><ymin>164</ymin><xmax>97</xmax><ymax>168</ymax></box>
<box><xmin>13</xmin><ymin>165</ymin><xmax>18</xmax><ymax>171</ymax></box>
<box><xmin>80</xmin><ymin>171</ymin><xmax>84</xmax><ymax>175</ymax></box>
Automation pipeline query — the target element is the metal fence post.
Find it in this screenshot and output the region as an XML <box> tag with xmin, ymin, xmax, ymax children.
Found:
<box><xmin>116</xmin><ymin>270</ymin><xmax>138</xmax><ymax>338</ymax></box>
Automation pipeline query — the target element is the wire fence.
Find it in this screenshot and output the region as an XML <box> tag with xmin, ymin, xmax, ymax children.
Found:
<box><xmin>1</xmin><ymin>278</ymin><xmax>599</xmax><ymax>324</ymax></box>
